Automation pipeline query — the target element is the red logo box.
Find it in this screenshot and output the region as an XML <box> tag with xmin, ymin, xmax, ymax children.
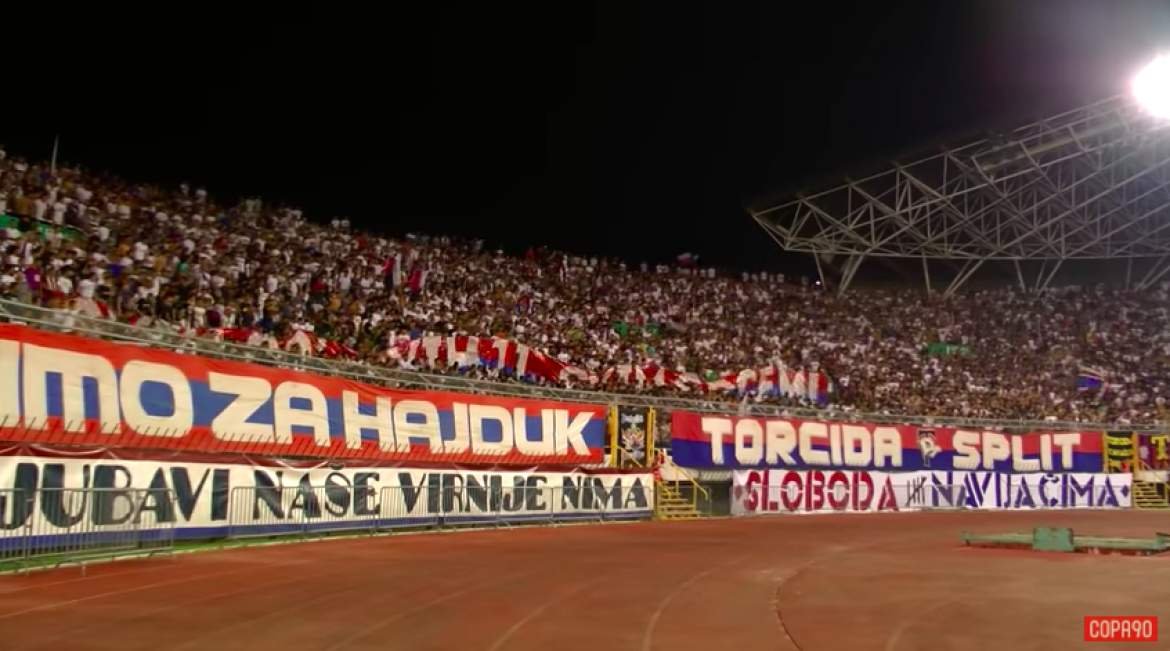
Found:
<box><xmin>1084</xmin><ymin>616</ymin><xmax>1158</xmax><ymax>642</ymax></box>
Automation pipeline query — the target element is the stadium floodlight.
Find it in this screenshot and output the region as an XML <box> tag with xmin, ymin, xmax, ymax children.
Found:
<box><xmin>1133</xmin><ymin>53</ymin><xmax>1170</xmax><ymax>119</ymax></box>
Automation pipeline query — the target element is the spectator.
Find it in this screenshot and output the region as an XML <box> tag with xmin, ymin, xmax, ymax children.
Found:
<box><xmin>0</xmin><ymin>150</ymin><xmax>1167</xmax><ymax>424</ymax></box>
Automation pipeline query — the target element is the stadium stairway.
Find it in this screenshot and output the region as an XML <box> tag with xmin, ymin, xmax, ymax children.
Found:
<box><xmin>1133</xmin><ymin>480</ymin><xmax>1170</xmax><ymax>509</ymax></box>
<box><xmin>654</xmin><ymin>479</ymin><xmax>705</xmax><ymax>520</ymax></box>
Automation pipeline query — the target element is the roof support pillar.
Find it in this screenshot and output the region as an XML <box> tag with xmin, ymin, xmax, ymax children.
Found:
<box><xmin>1035</xmin><ymin>259</ymin><xmax>1063</xmax><ymax>292</ymax></box>
<box><xmin>1137</xmin><ymin>255</ymin><xmax>1170</xmax><ymax>290</ymax></box>
<box><xmin>944</xmin><ymin>259</ymin><xmax>985</xmax><ymax>298</ymax></box>
<box><xmin>813</xmin><ymin>253</ymin><xmax>830</xmax><ymax>291</ymax></box>
<box><xmin>837</xmin><ymin>255</ymin><xmax>865</xmax><ymax>295</ymax></box>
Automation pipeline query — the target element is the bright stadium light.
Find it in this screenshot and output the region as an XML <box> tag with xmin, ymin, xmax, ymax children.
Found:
<box><xmin>1133</xmin><ymin>54</ymin><xmax>1170</xmax><ymax>119</ymax></box>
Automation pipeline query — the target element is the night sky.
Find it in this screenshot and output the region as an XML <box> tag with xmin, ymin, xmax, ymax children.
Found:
<box><xmin>6</xmin><ymin>2</ymin><xmax>1170</xmax><ymax>274</ymax></box>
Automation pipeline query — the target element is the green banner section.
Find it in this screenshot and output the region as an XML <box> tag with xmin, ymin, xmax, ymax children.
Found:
<box><xmin>0</xmin><ymin>214</ymin><xmax>83</xmax><ymax>242</ymax></box>
<box><xmin>612</xmin><ymin>320</ymin><xmax>661</xmax><ymax>338</ymax></box>
<box><xmin>923</xmin><ymin>342</ymin><xmax>971</xmax><ymax>357</ymax></box>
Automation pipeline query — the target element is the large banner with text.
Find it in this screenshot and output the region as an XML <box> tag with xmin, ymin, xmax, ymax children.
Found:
<box><xmin>0</xmin><ymin>324</ymin><xmax>608</xmax><ymax>466</ymax></box>
<box><xmin>0</xmin><ymin>454</ymin><xmax>652</xmax><ymax>541</ymax></box>
<box><xmin>672</xmin><ymin>412</ymin><xmax>1102</xmax><ymax>472</ymax></box>
<box><xmin>731</xmin><ymin>469</ymin><xmax>1130</xmax><ymax>515</ymax></box>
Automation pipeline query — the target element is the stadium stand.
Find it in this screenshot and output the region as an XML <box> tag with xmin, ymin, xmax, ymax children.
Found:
<box><xmin>0</xmin><ymin>147</ymin><xmax>1168</xmax><ymax>425</ymax></box>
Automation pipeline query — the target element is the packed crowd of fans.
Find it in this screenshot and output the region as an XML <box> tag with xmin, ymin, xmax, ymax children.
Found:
<box><xmin>1</xmin><ymin>147</ymin><xmax>1168</xmax><ymax>426</ymax></box>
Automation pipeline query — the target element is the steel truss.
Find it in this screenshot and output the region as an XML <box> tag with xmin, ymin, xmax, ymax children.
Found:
<box><xmin>753</xmin><ymin>95</ymin><xmax>1170</xmax><ymax>295</ymax></box>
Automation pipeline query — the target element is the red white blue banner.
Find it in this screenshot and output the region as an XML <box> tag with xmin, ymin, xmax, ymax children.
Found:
<box><xmin>0</xmin><ymin>324</ymin><xmax>607</xmax><ymax>465</ymax></box>
<box><xmin>671</xmin><ymin>411</ymin><xmax>1104</xmax><ymax>472</ymax></box>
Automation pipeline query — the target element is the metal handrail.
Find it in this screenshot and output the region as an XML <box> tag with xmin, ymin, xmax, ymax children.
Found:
<box><xmin>0</xmin><ymin>298</ymin><xmax>1164</xmax><ymax>433</ymax></box>
<box><xmin>685</xmin><ymin>473</ymin><xmax>710</xmax><ymax>506</ymax></box>
<box><xmin>616</xmin><ymin>448</ymin><xmax>646</xmax><ymax>469</ymax></box>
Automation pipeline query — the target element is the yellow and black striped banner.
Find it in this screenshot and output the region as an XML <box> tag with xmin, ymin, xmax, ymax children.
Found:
<box><xmin>1103</xmin><ymin>432</ymin><xmax>1135</xmax><ymax>472</ymax></box>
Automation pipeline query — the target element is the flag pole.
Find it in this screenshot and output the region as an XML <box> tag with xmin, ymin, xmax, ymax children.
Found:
<box><xmin>50</xmin><ymin>134</ymin><xmax>59</xmax><ymax>174</ymax></box>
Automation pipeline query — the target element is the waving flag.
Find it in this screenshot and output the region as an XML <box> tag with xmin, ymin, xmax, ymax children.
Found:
<box><xmin>1076</xmin><ymin>366</ymin><xmax>1105</xmax><ymax>392</ymax></box>
<box><xmin>807</xmin><ymin>370</ymin><xmax>834</xmax><ymax>406</ymax></box>
<box><xmin>791</xmin><ymin>370</ymin><xmax>807</xmax><ymax>398</ymax></box>
<box><xmin>384</xmin><ymin>332</ymin><xmax>843</xmax><ymax>405</ymax></box>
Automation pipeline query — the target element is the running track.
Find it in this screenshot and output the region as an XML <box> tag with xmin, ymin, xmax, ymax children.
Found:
<box><xmin>2</xmin><ymin>510</ymin><xmax>1169</xmax><ymax>650</ymax></box>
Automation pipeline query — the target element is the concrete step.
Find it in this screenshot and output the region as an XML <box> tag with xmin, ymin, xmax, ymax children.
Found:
<box><xmin>1133</xmin><ymin>484</ymin><xmax>1167</xmax><ymax>505</ymax></box>
<box><xmin>656</xmin><ymin>505</ymin><xmax>702</xmax><ymax>513</ymax></box>
<box><xmin>655</xmin><ymin>508</ymin><xmax>703</xmax><ymax>516</ymax></box>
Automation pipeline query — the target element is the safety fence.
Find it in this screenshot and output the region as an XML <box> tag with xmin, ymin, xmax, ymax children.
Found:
<box><xmin>0</xmin><ymin>488</ymin><xmax>177</xmax><ymax>569</ymax></box>
<box><xmin>0</xmin><ymin>483</ymin><xmax>652</xmax><ymax>570</ymax></box>
<box><xmin>223</xmin><ymin>483</ymin><xmax>651</xmax><ymax>538</ymax></box>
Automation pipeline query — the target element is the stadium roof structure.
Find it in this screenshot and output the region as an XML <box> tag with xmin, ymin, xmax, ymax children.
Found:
<box><xmin>752</xmin><ymin>95</ymin><xmax>1170</xmax><ymax>296</ymax></box>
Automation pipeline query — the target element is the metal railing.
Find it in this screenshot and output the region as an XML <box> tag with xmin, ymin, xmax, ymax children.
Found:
<box><xmin>1131</xmin><ymin>458</ymin><xmax>1170</xmax><ymax>508</ymax></box>
<box><xmin>0</xmin><ymin>298</ymin><xmax>1163</xmax><ymax>433</ymax></box>
<box><xmin>655</xmin><ymin>473</ymin><xmax>711</xmax><ymax>517</ymax></box>
<box><xmin>223</xmin><ymin>483</ymin><xmax>652</xmax><ymax>539</ymax></box>
<box><xmin>0</xmin><ymin>488</ymin><xmax>176</xmax><ymax>570</ymax></box>
<box><xmin>0</xmin><ymin>482</ymin><xmax>654</xmax><ymax>570</ymax></box>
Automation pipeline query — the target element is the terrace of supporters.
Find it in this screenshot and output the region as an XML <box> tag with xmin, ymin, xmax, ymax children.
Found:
<box><xmin>0</xmin><ymin>146</ymin><xmax>1168</xmax><ymax>426</ymax></box>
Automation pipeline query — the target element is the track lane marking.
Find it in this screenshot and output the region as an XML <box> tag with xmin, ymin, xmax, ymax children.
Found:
<box><xmin>641</xmin><ymin>554</ymin><xmax>749</xmax><ymax>651</ymax></box>
<box><xmin>0</xmin><ymin>559</ymin><xmax>308</xmax><ymax>620</ymax></box>
<box><xmin>323</xmin><ymin>569</ymin><xmax>535</xmax><ymax>651</ymax></box>
<box><xmin>487</xmin><ymin>575</ymin><xmax>610</xmax><ymax>651</ymax></box>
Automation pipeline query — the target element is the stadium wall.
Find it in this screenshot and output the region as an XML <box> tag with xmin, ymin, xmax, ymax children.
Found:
<box><xmin>0</xmin><ymin>450</ymin><xmax>653</xmax><ymax>546</ymax></box>
<box><xmin>0</xmin><ymin>319</ymin><xmax>1142</xmax><ymax>548</ymax></box>
<box><xmin>671</xmin><ymin>410</ymin><xmax>1135</xmax><ymax>517</ymax></box>
<box><xmin>0</xmin><ymin>324</ymin><xmax>654</xmax><ymax>564</ymax></box>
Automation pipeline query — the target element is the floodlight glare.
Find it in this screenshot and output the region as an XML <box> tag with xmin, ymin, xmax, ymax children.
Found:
<box><xmin>1133</xmin><ymin>54</ymin><xmax>1170</xmax><ymax>119</ymax></box>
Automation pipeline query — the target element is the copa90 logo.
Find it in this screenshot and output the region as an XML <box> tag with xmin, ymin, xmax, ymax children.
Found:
<box><xmin>1083</xmin><ymin>616</ymin><xmax>1157</xmax><ymax>643</ymax></box>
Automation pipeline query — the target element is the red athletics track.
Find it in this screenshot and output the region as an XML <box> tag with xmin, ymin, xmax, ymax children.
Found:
<box><xmin>2</xmin><ymin>510</ymin><xmax>1169</xmax><ymax>650</ymax></box>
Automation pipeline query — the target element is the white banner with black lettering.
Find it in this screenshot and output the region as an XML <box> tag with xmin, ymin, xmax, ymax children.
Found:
<box><xmin>900</xmin><ymin>470</ymin><xmax>1131</xmax><ymax>511</ymax></box>
<box><xmin>731</xmin><ymin>468</ymin><xmax>1131</xmax><ymax>515</ymax></box>
<box><xmin>0</xmin><ymin>456</ymin><xmax>654</xmax><ymax>539</ymax></box>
